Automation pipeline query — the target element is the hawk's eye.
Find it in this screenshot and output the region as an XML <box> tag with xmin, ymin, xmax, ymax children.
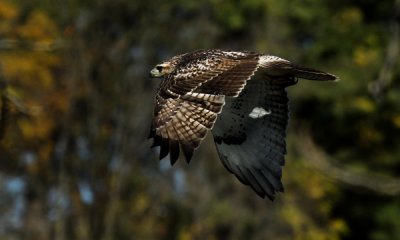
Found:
<box><xmin>156</xmin><ymin>66</ymin><xmax>163</xmax><ymax>71</ymax></box>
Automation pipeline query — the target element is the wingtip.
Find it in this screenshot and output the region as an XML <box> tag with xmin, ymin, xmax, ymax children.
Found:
<box><xmin>181</xmin><ymin>141</ymin><xmax>194</xmax><ymax>163</ymax></box>
<box><xmin>266</xmin><ymin>195</ymin><xmax>275</xmax><ymax>201</ymax></box>
<box><xmin>159</xmin><ymin>138</ymin><xmax>170</xmax><ymax>160</ymax></box>
<box><xmin>333</xmin><ymin>76</ymin><xmax>341</xmax><ymax>82</ymax></box>
<box><xmin>169</xmin><ymin>140</ymin><xmax>180</xmax><ymax>165</ymax></box>
<box><xmin>150</xmin><ymin>134</ymin><xmax>162</xmax><ymax>148</ymax></box>
<box><xmin>317</xmin><ymin>73</ymin><xmax>338</xmax><ymax>81</ymax></box>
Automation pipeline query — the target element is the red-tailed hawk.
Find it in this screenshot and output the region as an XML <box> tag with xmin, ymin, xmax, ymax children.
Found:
<box><xmin>148</xmin><ymin>49</ymin><xmax>337</xmax><ymax>200</ymax></box>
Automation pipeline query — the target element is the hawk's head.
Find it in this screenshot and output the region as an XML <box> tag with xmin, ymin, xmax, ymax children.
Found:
<box><xmin>150</xmin><ymin>55</ymin><xmax>183</xmax><ymax>78</ymax></box>
<box><xmin>150</xmin><ymin>62</ymin><xmax>173</xmax><ymax>77</ymax></box>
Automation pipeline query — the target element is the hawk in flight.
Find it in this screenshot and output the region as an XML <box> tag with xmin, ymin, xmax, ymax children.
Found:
<box><xmin>149</xmin><ymin>49</ymin><xmax>337</xmax><ymax>200</ymax></box>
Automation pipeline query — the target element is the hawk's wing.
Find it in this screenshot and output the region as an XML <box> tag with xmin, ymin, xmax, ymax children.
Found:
<box><xmin>149</xmin><ymin>92</ymin><xmax>225</xmax><ymax>165</ymax></box>
<box><xmin>211</xmin><ymin>76</ymin><xmax>292</xmax><ymax>200</ymax></box>
<box><xmin>150</xmin><ymin>51</ymin><xmax>261</xmax><ymax>164</ymax></box>
<box><xmin>160</xmin><ymin>50</ymin><xmax>261</xmax><ymax>98</ymax></box>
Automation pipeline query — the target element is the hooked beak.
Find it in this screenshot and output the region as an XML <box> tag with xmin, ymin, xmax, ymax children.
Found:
<box><xmin>150</xmin><ymin>68</ymin><xmax>162</xmax><ymax>78</ymax></box>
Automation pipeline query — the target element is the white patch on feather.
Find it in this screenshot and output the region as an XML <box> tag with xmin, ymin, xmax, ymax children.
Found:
<box><xmin>258</xmin><ymin>55</ymin><xmax>290</xmax><ymax>65</ymax></box>
<box><xmin>223</xmin><ymin>51</ymin><xmax>247</xmax><ymax>57</ymax></box>
<box><xmin>249</xmin><ymin>107</ymin><xmax>271</xmax><ymax>119</ymax></box>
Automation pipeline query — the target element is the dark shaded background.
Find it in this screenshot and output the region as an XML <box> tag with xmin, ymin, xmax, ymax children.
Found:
<box><xmin>0</xmin><ymin>0</ymin><xmax>400</xmax><ymax>239</ymax></box>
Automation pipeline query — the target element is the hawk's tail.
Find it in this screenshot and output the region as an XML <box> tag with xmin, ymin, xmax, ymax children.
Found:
<box><xmin>287</xmin><ymin>64</ymin><xmax>338</xmax><ymax>81</ymax></box>
<box><xmin>259</xmin><ymin>55</ymin><xmax>338</xmax><ymax>81</ymax></box>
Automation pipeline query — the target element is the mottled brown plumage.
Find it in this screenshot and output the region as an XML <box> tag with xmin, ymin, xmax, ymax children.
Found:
<box><xmin>149</xmin><ymin>49</ymin><xmax>337</xmax><ymax>200</ymax></box>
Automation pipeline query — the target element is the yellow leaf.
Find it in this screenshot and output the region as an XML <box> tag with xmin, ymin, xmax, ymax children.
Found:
<box><xmin>335</xmin><ymin>7</ymin><xmax>363</xmax><ymax>25</ymax></box>
<box><xmin>0</xmin><ymin>1</ymin><xmax>18</xmax><ymax>20</ymax></box>
<box><xmin>351</xmin><ymin>97</ymin><xmax>375</xmax><ymax>113</ymax></box>
<box><xmin>18</xmin><ymin>115</ymin><xmax>54</xmax><ymax>141</ymax></box>
<box><xmin>393</xmin><ymin>115</ymin><xmax>400</xmax><ymax>128</ymax></box>
<box><xmin>16</xmin><ymin>10</ymin><xmax>59</xmax><ymax>40</ymax></box>
<box><xmin>330</xmin><ymin>219</ymin><xmax>348</xmax><ymax>235</ymax></box>
<box><xmin>353</xmin><ymin>47</ymin><xmax>379</xmax><ymax>67</ymax></box>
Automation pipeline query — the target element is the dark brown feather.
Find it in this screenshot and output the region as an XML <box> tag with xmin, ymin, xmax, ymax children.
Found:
<box><xmin>159</xmin><ymin>138</ymin><xmax>169</xmax><ymax>160</ymax></box>
<box><xmin>181</xmin><ymin>141</ymin><xmax>194</xmax><ymax>163</ymax></box>
<box><xmin>169</xmin><ymin>140</ymin><xmax>180</xmax><ymax>165</ymax></box>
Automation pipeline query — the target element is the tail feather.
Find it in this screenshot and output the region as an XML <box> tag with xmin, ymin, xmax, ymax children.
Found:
<box><xmin>258</xmin><ymin>55</ymin><xmax>338</xmax><ymax>81</ymax></box>
<box><xmin>289</xmin><ymin>64</ymin><xmax>338</xmax><ymax>81</ymax></box>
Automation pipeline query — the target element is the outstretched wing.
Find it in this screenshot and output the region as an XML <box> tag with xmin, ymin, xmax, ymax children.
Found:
<box><xmin>159</xmin><ymin>50</ymin><xmax>262</xmax><ymax>97</ymax></box>
<box><xmin>212</xmin><ymin>76</ymin><xmax>292</xmax><ymax>200</ymax></box>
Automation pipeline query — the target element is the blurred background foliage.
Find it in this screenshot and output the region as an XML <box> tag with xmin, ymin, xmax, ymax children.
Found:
<box><xmin>0</xmin><ymin>0</ymin><xmax>399</xmax><ymax>239</ymax></box>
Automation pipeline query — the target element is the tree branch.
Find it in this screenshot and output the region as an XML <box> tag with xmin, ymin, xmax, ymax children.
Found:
<box><xmin>369</xmin><ymin>0</ymin><xmax>400</xmax><ymax>100</ymax></box>
<box><xmin>295</xmin><ymin>131</ymin><xmax>400</xmax><ymax>196</ymax></box>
